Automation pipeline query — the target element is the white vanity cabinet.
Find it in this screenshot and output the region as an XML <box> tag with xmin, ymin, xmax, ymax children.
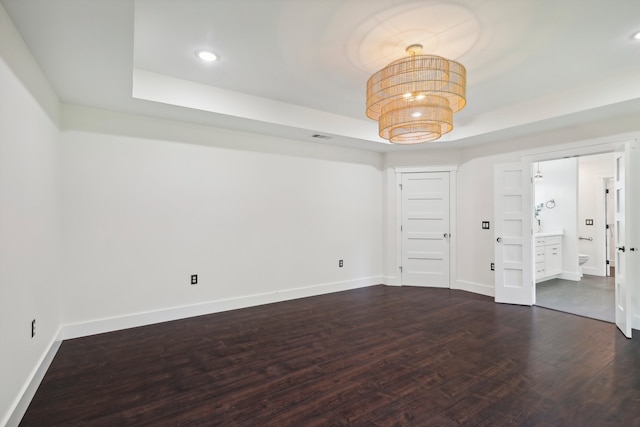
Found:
<box><xmin>535</xmin><ymin>234</ymin><xmax>562</xmax><ymax>282</ymax></box>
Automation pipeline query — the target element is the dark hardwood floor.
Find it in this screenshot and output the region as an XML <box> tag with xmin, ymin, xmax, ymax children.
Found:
<box><xmin>20</xmin><ymin>286</ymin><xmax>640</xmax><ymax>426</ymax></box>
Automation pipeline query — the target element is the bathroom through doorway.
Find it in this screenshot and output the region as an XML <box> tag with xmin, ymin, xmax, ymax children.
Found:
<box><xmin>533</xmin><ymin>153</ymin><xmax>615</xmax><ymax>323</ymax></box>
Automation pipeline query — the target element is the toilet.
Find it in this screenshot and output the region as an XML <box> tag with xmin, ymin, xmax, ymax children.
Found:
<box><xmin>578</xmin><ymin>254</ymin><xmax>589</xmax><ymax>265</ymax></box>
<box><xmin>578</xmin><ymin>254</ymin><xmax>589</xmax><ymax>277</ymax></box>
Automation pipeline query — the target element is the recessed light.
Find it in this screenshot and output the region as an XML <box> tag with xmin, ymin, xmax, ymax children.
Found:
<box><xmin>196</xmin><ymin>50</ymin><xmax>218</xmax><ymax>62</ymax></box>
<box><xmin>411</xmin><ymin>112</ymin><xmax>422</xmax><ymax>118</ymax></box>
<box><xmin>634</xmin><ymin>31</ymin><xmax>640</xmax><ymax>40</ymax></box>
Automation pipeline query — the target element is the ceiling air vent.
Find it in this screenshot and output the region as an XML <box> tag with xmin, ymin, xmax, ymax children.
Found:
<box><xmin>311</xmin><ymin>134</ymin><xmax>332</xmax><ymax>139</ymax></box>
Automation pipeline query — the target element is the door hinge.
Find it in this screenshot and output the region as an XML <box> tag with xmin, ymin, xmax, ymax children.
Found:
<box><xmin>606</xmin><ymin>188</ymin><xmax>610</xmax><ymax>194</ymax></box>
<box><xmin>606</xmin><ymin>224</ymin><xmax>610</xmax><ymax>229</ymax></box>
<box><xmin>606</xmin><ymin>260</ymin><xmax>610</xmax><ymax>265</ymax></box>
<box><xmin>399</xmin><ymin>266</ymin><xmax>403</xmax><ymax>272</ymax></box>
<box><xmin>399</xmin><ymin>183</ymin><xmax>403</xmax><ymax>190</ymax></box>
<box><xmin>400</xmin><ymin>225</ymin><xmax>403</xmax><ymax>231</ymax></box>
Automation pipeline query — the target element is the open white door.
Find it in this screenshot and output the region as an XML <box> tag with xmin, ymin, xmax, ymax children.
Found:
<box><xmin>614</xmin><ymin>141</ymin><xmax>639</xmax><ymax>338</ymax></box>
<box><xmin>494</xmin><ymin>163</ymin><xmax>533</xmax><ymax>305</ymax></box>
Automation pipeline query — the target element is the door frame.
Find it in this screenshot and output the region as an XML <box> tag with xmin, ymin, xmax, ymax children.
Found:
<box><xmin>394</xmin><ymin>166</ymin><xmax>457</xmax><ymax>288</ymax></box>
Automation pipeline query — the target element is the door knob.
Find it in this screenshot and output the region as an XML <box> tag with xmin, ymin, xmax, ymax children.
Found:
<box><xmin>444</xmin><ymin>233</ymin><xmax>449</xmax><ymax>238</ymax></box>
<box><xmin>617</xmin><ymin>246</ymin><xmax>626</xmax><ymax>252</ymax></box>
<box><xmin>631</xmin><ymin>247</ymin><xmax>637</xmax><ymax>252</ymax></box>
<box><xmin>496</xmin><ymin>237</ymin><xmax>502</xmax><ymax>243</ymax></box>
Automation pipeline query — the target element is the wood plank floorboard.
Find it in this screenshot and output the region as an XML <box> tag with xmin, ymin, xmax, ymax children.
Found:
<box><xmin>19</xmin><ymin>286</ymin><xmax>640</xmax><ymax>426</ymax></box>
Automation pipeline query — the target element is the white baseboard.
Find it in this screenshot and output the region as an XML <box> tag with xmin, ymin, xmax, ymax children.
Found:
<box><xmin>382</xmin><ymin>276</ymin><xmax>401</xmax><ymax>286</ymax></box>
<box><xmin>560</xmin><ymin>271</ymin><xmax>581</xmax><ymax>281</ymax></box>
<box><xmin>60</xmin><ymin>277</ymin><xmax>383</xmax><ymax>340</ymax></box>
<box><xmin>581</xmin><ymin>266</ymin><xmax>605</xmax><ymax>277</ymax></box>
<box><xmin>453</xmin><ymin>280</ymin><xmax>494</xmax><ymax>297</ymax></box>
<box><xmin>536</xmin><ymin>274</ymin><xmax>560</xmax><ymax>283</ymax></box>
<box><xmin>5</xmin><ymin>336</ymin><xmax>62</xmax><ymax>427</ymax></box>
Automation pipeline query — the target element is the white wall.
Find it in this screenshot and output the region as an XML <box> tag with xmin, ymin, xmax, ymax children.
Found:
<box><xmin>535</xmin><ymin>158</ymin><xmax>580</xmax><ymax>280</ymax></box>
<box><xmin>0</xmin><ymin>4</ymin><xmax>62</xmax><ymax>424</ymax></box>
<box><xmin>60</xmin><ymin>106</ymin><xmax>383</xmax><ymax>327</ymax></box>
<box><xmin>578</xmin><ymin>153</ymin><xmax>615</xmax><ymax>276</ymax></box>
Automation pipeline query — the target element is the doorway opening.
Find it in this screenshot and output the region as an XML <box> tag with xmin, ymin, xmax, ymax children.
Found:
<box><xmin>495</xmin><ymin>137</ymin><xmax>637</xmax><ymax>337</ymax></box>
<box><xmin>533</xmin><ymin>153</ymin><xmax>615</xmax><ymax>323</ymax></box>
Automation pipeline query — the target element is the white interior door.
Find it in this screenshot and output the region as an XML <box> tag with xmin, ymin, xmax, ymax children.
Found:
<box><xmin>401</xmin><ymin>172</ymin><xmax>450</xmax><ymax>287</ymax></box>
<box><xmin>494</xmin><ymin>163</ymin><xmax>533</xmax><ymax>305</ymax></box>
<box><xmin>614</xmin><ymin>141</ymin><xmax>639</xmax><ymax>338</ymax></box>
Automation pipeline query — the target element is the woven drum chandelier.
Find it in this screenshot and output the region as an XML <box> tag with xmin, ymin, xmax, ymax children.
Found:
<box><xmin>366</xmin><ymin>44</ymin><xmax>466</xmax><ymax>144</ymax></box>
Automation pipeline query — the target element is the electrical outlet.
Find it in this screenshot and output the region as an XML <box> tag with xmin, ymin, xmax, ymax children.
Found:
<box><xmin>586</xmin><ymin>219</ymin><xmax>594</xmax><ymax>225</ymax></box>
<box><xmin>490</xmin><ymin>263</ymin><xmax>495</xmax><ymax>271</ymax></box>
<box><xmin>191</xmin><ymin>274</ymin><xmax>198</xmax><ymax>285</ymax></box>
<box><xmin>31</xmin><ymin>319</ymin><xmax>36</xmax><ymax>338</ymax></box>
<box><xmin>482</xmin><ymin>221</ymin><xmax>490</xmax><ymax>230</ymax></box>
<box><xmin>338</xmin><ymin>260</ymin><xmax>343</xmax><ymax>268</ymax></box>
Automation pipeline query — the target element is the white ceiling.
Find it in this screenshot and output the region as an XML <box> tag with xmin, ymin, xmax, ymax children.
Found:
<box><xmin>3</xmin><ymin>0</ymin><xmax>640</xmax><ymax>152</ymax></box>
